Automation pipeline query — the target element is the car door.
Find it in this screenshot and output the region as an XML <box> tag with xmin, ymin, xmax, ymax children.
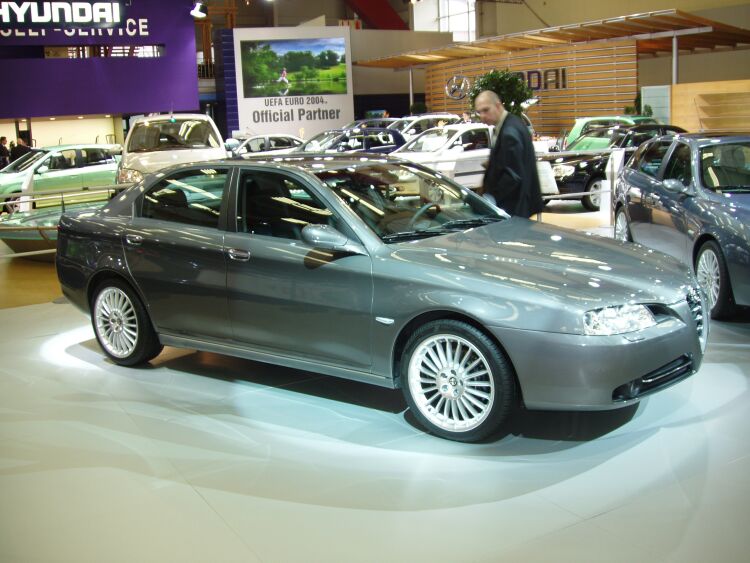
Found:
<box><xmin>452</xmin><ymin>128</ymin><xmax>491</xmax><ymax>188</ymax></box>
<box><xmin>621</xmin><ymin>139</ymin><xmax>672</xmax><ymax>248</ymax></box>
<box><xmin>223</xmin><ymin>168</ymin><xmax>374</xmax><ymax>369</ymax></box>
<box><xmin>33</xmin><ymin>148</ymin><xmax>82</xmax><ymax>196</ymax></box>
<box><xmin>123</xmin><ymin>166</ymin><xmax>232</xmax><ymax>340</ymax></box>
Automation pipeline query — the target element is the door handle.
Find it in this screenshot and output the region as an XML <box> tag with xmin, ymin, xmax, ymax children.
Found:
<box><xmin>227</xmin><ymin>248</ymin><xmax>251</xmax><ymax>262</ymax></box>
<box><xmin>125</xmin><ymin>234</ymin><xmax>143</xmax><ymax>246</ymax></box>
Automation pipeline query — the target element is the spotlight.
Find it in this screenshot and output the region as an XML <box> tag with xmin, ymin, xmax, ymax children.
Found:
<box><xmin>190</xmin><ymin>2</ymin><xmax>208</xmax><ymax>18</ymax></box>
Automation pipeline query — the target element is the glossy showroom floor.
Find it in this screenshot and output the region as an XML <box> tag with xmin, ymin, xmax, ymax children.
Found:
<box><xmin>1</xmin><ymin>204</ymin><xmax>749</xmax><ymax>562</ymax></box>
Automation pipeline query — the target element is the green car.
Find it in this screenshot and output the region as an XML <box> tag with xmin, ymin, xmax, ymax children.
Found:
<box><xmin>0</xmin><ymin>144</ymin><xmax>120</xmax><ymax>213</ymax></box>
<box><xmin>562</xmin><ymin>116</ymin><xmax>658</xmax><ymax>149</ymax></box>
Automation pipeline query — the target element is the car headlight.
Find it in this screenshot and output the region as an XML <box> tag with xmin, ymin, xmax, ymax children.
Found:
<box><xmin>117</xmin><ymin>167</ymin><xmax>143</xmax><ymax>184</ymax></box>
<box><xmin>583</xmin><ymin>304</ymin><xmax>656</xmax><ymax>336</ymax></box>
<box><xmin>552</xmin><ymin>164</ymin><xmax>575</xmax><ymax>178</ymax></box>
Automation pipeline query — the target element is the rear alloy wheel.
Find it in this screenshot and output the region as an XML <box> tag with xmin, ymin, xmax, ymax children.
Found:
<box><xmin>401</xmin><ymin>320</ymin><xmax>515</xmax><ymax>442</ymax></box>
<box><xmin>91</xmin><ymin>279</ymin><xmax>163</xmax><ymax>366</ymax></box>
<box><xmin>582</xmin><ymin>177</ymin><xmax>603</xmax><ymax>211</ymax></box>
<box><xmin>614</xmin><ymin>207</ymin><xmax>632</xmax><ymax>242</ymax></box>
<box><xmin>695</xmin><ymin>240</ymin><xmax>734</xmax><ymax>319</ymax></box>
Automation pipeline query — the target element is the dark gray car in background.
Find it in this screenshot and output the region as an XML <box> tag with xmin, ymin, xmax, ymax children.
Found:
<box><xmin>614</xmin><ymin>134</ymin><xmax>750</xmax><ymax>319</ymax></box>
<box><xmin>57</xmin><ymin>155</ymin><xmax>707</xmax><ymax>442</ymax></box>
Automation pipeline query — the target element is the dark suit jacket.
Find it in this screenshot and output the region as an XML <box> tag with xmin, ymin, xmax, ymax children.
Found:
<box><xmin>482</xmin><ymin>113</ymin><xmax>543</xmax><ymax>217</ymax></box>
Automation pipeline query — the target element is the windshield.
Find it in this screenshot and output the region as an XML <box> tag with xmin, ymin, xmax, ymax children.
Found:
<box><xmin>389</xmin><ymin>119</ymin><xmax>412</xmax><ymax>133</ymax></box>
<box><xmin>401</xmin><ymin>129</ymin><xmax>455</xmax><ymax>153</ymax></box>
<box><xmin>297</xmin><ymin>131</ymin><xmax>344</xmax><ymax>153</ymax></box>
<box><xmin>314</xmin><ymin>162</ymin><xmax>504</xmax><ymax>241</ymax></box>
<box><xmin>126</xmin><ymin>119</ymin><xmax>221</xmax><ymax>152</ymax></box>
<box><xmin>567</xmin><ymin>128</ymin><xmax>627</xmax><ymax>151</ymax></box>
<box><xmin>700</xmin><ymin>142</ymin><xmax>750</xmax><ymax>191</ymax></box>
<box><xmin>2</xmin><ymin>150</ymin><xmax>48</xmax><ymax>173</ymax></box>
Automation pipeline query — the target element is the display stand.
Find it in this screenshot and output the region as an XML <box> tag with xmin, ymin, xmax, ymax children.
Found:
<box><xmin>600</xmin><ymin>148</ymin><xmax>626</xmax><ymax>227</ymax></box>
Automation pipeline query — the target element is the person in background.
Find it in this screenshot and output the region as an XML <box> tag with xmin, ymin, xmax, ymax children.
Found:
<box><xmin>10</xmin><ymin>137</ymin><xmax>31</xmax><ymax>162</ymax></box>
<box><xmin>0</xmin><ymin>137</ymin><xmax>9</xmax><ymax>168</ymax></box>
<box><xmin>276</xmin><ymin>67</ymin><xmax>289</xmax><ymax>85</ymax></box>
<box><xmin>461</xmin><ymin>111</ymin><xmax>473</xmax><ymax>123</ymax></box>
<box><xmin>474</xmin><ymin>90</ymin><xmax>543</xmax><ymax>218</ymax></box>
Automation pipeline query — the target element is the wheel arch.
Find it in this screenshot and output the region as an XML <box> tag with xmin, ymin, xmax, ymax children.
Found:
<box><xmin>87</xmin><ymin>269</ymin><xmax>148</xmax><ymax>313</ymax></box>
<box><xmin>391</xmin><ymin>310</ymin><xmax>524</xmax><ymax>406</ymax></box>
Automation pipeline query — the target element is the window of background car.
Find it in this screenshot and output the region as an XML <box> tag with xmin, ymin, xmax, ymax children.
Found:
<box><xmin>663</xmin><ymin>143</ymin><xmax>693</xmax><ymax>186</ymax></box>
<box><xmin>4</xmin><ymin>150</ymin><xmax>46</xmax><ymax>173</ymax></box>
<box><xmin>127</xmin><ymin>120</ymin><xmax>221</xmax><ymax>152</ymax></box>
<box><xmin>269</xmin><ymin>137</ymin><xmax>299</xmax><ymax>149</ymax></box>
<box><xmin>402</xmin><ymin>129</ymin><xmax>452</xmax><ymax>153</ymax></box>
<box><xmin>239</xmin><ymin>138</ymin><xmax>266</xmax><ymax>154</ymax></box>
<box><xmin>80</xmin><ymin>148</ymin><xmax>115</xmax><ymax>167</ymax></box>
<box><xmin>46</xmin><ymin>149</ymin><xmax>77</xmax><ymax>171</ymax></box>
<box><xmin>459</xmin><ymin>129</ymin><xmax>491</xmax><ymax>151</ymax></box>
<box><xmin>701</xmin><ymin>142</ymin><xmax>750</xmax><ymax>190</ymax></box>
<box><xmin>636</xmin><ymin>140</ymin><xmax>671</xmax><ymax>178</ymax></box>
<box><xmin>365</xmin><ymin>131</ymin><xmax>397</xmax><ymax>149</ymax></box>
<box><xmin>141</xmin><ymin>168</ymin><xmax>228</xmax><ymax>228</ymax></box>
<box><xmin>567</xmin><ymin>128</ymin><xmax>626</xmax><ymax>151</ymax></box>
<box><xmin>239</xmin><ymin>170</ymin><xmax>339</xmax><ymax>240</ymax></box>
<box><xmin>623</xmin><ymin>128</ymin><xmax>660</xmax><ymax>148</ymax></box>
<box><xmin>315</xmin><ymin>163</ymin><xmax>499</xmax><ymax>240</ymax></box>
<box><xmin>300</xmin><ymin>131</ymin><xmax>342</xmax><ymax>152</ymax></box>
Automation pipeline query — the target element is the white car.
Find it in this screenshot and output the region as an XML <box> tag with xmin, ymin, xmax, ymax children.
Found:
<box><xmin>118</xmin><ymin>114</ymin><xmax>230</xmax><ymax>184</ymax></box>
<box><xmin>233</xmin><ymin>134</ymin><xmax>303</xmax><ymax>157</ymax></box>
<box><xmin>388</xmin><ymin>113</ymin><xmax>462</xmax><ymax>141</ymax></box>
<box><xmin>391</xmin><ymin>123</ymin><xmax>493</xmax><ymax>189</ymax></box>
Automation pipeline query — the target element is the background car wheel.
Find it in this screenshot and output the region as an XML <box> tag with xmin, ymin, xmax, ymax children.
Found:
<box><xmin>400</xmin><ymin>320</ymin><xmax>516</xmax><ymax>442</ymax></box>
<box><xmin>581</xmin><ymin>177</ymin><xmax>603</xmax><ymax>211</ymax></box>
<box><xmin>695</xmin><ymin>240</ymin><xmax>734</xmax><ymax>319</ymax></box>
<box><xmin>2</xmin><ymin>193</ymin><xmax>20</xmax><ymax>215</ymax></box>
<box><xmin>91</xmin><ymin>278</ymin><xmax>163</xmax><ymax>366</ymax></box>
<box><xmin>614</xmin><ymin>207</ymin><xmax>632</xmax><ymax>242</ymax></box>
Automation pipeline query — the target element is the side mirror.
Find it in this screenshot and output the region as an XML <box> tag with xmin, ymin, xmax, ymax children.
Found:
<box><xmin>663</xmin><ymin>178</ymin><xmax>693</xmax><ymax>195</ymax></box>
<box><xmin>301</xmin><ymin>224</ymin><xmax>367</xmax><ymax>256</ymax></box>
<box><xmin>36</xmin><ymin>165</ymin><xmax>49</xmax><ymax>174</ymax></box>
<box><xmin>224</xmin><ymin>138</ymin><xmax>240</xmax><ymax>154</ymax></box>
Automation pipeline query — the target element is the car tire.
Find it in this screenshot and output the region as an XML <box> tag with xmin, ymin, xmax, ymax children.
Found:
<box><xmin>2</xmin><ymin>192</ymin><xmax>20</xmax><ymax>215</ymax></box>
<box><xmin>695</xmin><ymin>240</ymin><xmax>734</xmax><ymax>320</ymax></box>
<box><xmin>582</xmin><ymin>177</ymin><xmax>603</xmax><ymax>211</ymax></box>
<box><xmin>400</xmin><ymin>320</ymin><xmax>516</xmax><ymax>442</ymax></box>
<box><xmin>614</xmin><ymin>207</ymin><xmax>632</xmax><ymax>242</ymax></box>
<box><xmin>91</xmin><ymin>278</ymin><xmax>163</xmax><ymax>366</ymax></box>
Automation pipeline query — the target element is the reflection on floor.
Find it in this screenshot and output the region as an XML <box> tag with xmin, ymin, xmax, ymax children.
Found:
<box><xmin>1</xmin><ymin>301</ymin><xmax>749</xmax><ymax>562</ymax></box>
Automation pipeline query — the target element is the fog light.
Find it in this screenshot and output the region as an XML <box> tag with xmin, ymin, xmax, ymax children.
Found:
<box><xmin>613</xmin><ymin>378</ymin><xmax>642</xmax><ymax>401</ymax></box>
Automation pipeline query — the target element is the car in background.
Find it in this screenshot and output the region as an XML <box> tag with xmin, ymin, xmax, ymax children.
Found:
<box><xmin>293</xmin><ymin>127</ymin><xmax>406</xmax><ymax>154</ymax></box>
<box><xmin>388</xmin><ymin>113</ymin><xmax>462</xmax><ymax>141</ymax></box>
<box><xmin>391</xmin><ymin>123</ymin><xmax>493</xmax><ymax>189</ymax></box>
<box><xmin>538</xmin><ymin>124</ymin><xmax>686</xmax><ymax>211</ymax></box>
<box><xmin>118</xmin><ymin>113</ymin><xmax>229</xmax><ymax>184</ymax></box>
<box><xmin>561</xmin><ymin>115</ymin><xmax>659</xmax><ymax>149</ymax></box>
<box><xmin>232</xmin><ymin>134</ymin><xmax>303</xmax><ymax>157</ymax></box>
<box><xmin>344</xmin><ymin>118</ymin><xmax>400</xmax><ymax>129</ymax></box>
<box><xmin>57</xmin><ymin>155</ymin><xmax>706</xmax><ymax>442</ymax></box>
<box><xmin>1</xmin><ymin>144</ymin><xmax>120</xmax><ymax>213</ymax></box>
<box><xmin>614</xmin><ymin>133</ymin><xmax>750</xmax><ymax>319</ymax></box>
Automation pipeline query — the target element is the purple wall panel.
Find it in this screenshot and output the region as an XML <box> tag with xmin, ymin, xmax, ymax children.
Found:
<box><xmin>0</xmin><ymin>0</ymin><xmax>199</xmax><ymax>118</ymax></box>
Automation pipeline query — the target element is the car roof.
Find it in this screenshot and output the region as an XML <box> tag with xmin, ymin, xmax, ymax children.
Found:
<box><xmin>40</xmin><ymin>144</ymin><xmax>119</xmax><ymax>151</ymax></box>
<box><xmin>662</xmin><ymin>132</ymin><xmax>750</xmax><ymax>145</ymax></box>
<box><xmin>130</xmin><ymin>113</ymin><xmax>213</xmax><ymax>124</ymax></box>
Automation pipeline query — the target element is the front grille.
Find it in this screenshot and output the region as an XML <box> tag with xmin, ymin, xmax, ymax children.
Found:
<box><xmin>612</xmin><ymin>354</ymin><xmax>694</xmax><ymax>402</ymax></box>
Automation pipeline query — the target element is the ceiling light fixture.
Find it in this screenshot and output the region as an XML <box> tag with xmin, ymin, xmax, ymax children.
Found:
<box><xmin>190</xmin><ymin>1</ymin><xmax>208</xmax><ymax>18</ymax></box>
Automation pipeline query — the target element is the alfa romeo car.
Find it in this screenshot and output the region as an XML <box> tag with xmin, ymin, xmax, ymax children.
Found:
<box><xmin>614</xmin><ymin>133</ymin><xmax>750</xmax><ymax>319</ymax></box>
<box><xmin>57</xmin><ymin>155</ymin><xmax>707</xmax><ymax>442</ymax></box>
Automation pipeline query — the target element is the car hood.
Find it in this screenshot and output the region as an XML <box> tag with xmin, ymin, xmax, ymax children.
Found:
<box><xmin>121</xmin><ymin>147</ymin><xmax>228</xmax><ymax>173</ymax></box>
<box><xmin>389</xmin><ymin>219</ymin><xmax>694</xmax><ymax>311</ymax></box>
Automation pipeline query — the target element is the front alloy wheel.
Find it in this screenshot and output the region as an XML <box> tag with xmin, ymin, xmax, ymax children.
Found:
<box><xmin>614</xmin><ymin>208</ymin><xmax>632</xmax><ymax>242</ymax></box>
<box><xmin>695</xmin><ymin>240</ymin><xmax>733</xmax><ymax>319</ymax></box>
<box><xmin>401</xmin><ymin>320</ymin><xmax>515</xmax><ymax>442</ymax></box>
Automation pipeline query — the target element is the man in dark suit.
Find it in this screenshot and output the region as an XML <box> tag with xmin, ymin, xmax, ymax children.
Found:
<box><xmin>474</xmin><ymin>90</ymin><xmax>543</xmax><ymax>218</ymax></box>
<box><xmin>10</xmin><ymin>137</ymin><xmax>31</xmax><ymax>162</ymax></box>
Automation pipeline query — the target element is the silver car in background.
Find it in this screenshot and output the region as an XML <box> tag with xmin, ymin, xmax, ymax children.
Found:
<box><xmin>57</xmin><ymin>155</ymin><xmax>707</xmax><ymax>442</ymax></box>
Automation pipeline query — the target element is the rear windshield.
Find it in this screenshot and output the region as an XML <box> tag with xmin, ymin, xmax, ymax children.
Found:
<box><xmin>127</xmin><ymin>119</ymin><xmax>221</xmax><ymax>152</ymax></box>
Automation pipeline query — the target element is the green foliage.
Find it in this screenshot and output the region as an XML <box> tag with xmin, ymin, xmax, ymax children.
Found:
<box><xmin>315</xmin><ymin>50</ymin><xmax>340</xmax><ymax>68</ymax></box>
<box><xmin>410</xmin><ymin>101</ymin><xmax>427</xmax><ymax>114</ymax></box>
<box><xmin>643</xmin><ymin>104</ymin><xmax>653</xmax><ymax>117</ymax></box>
<box><xmin>623</xmin><ymin>106</ymin><xmax>636</xmax><ymax>115</ymax></box>
<box><xmin>634</xmin><ymin>92</ymin><xmax>642</xmax><ymax>114</ymax></box>
<box><xmin>467</xmin><ymin>70</ymin><xmax>532</xmax><ymax>117</ymax></box>
<box><xmin>282</xmin><ymin>50</ymin><xmax>317</xmax><ymax>73</ymax></box>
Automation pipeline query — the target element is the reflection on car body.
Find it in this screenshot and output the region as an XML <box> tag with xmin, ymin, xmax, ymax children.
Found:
<box><xmin>57</xmin><ymin>155</ymin><xmax>707</xmax><ymax>442</ymax></box>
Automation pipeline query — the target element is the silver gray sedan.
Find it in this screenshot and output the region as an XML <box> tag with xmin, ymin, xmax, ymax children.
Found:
<box><xmin>57</xmin><ymin>155</ymin><xmax>707</xmax><ymax>442</ymax></box>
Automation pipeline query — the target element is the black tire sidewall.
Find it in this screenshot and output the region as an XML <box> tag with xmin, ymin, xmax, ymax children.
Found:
<box><xmin>90</xmin><ymin>278</ymin><xmax>162</xmax><ymax>366</ymax></box>
<box><xmin>400</xmin><ymin>319</ymin><xmax>515</xmax><ymax>442</ymax></box>
<box><xmin>696</xmin><ymin>240</ymin><xmax>734</xmax><ymax>319</ymax></box>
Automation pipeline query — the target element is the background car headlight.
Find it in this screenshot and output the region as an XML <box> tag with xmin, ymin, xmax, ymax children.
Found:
<box><xmin>583</xmin><ymin>304</ymin><xmax>656</xmax><ymax>335</ymax></box>
<box><xmin>552</xmin><ymin>164</ymin><xmax>575</xmax><ymax>178</ymax></box>
<box><xmin>117</xmin><ymin>168</ymin><xmax>143</xmax><ymax>184</ymax></box>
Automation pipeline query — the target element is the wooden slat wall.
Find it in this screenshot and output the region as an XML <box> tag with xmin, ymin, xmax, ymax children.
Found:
<box><xmin>425</xmin><ymin>40</ymin><xmax>638</xmax><ymax>137</ymax></box>
<box><xmin>671</xmin><ymin>79</ymin><xmax>750</xmax><ymax>133</ymax></box>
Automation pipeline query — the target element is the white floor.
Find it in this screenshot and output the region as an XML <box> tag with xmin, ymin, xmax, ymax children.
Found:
<box><xmin>1</xmin><ymin>301</ymin><xmax>749</xmax><ymax>563</ymax></box>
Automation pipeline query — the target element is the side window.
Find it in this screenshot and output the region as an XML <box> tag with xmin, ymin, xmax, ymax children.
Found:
<box><xmin>80</xmin><ymin>148</ymin><xmax>115</xmax><ymax>167</ymax></box>
<box><xmin>460</xmin><ymin>129</ymin><xmax>490</xmax><ymax>151</ymax></box>
<box><xmin>47</xmin><ymin>149</ymin><xmax>77</xmax><ymax>171</ymax></box>
<box><xmin>141</xmin><ymin>168</ymin><xmax>228</xmax><ymax>228</ymax></box>
<box><xmin>239</xmin><ymin>171</ymin><xmax>335</xmax><ymax>240</ymax></box>
<box><xmin>625</xmin><ymin>129</ymin><xmax>659</xmax><ymax>148</ymax></box>
<box><xmin>269</xmin><ymin>136</ymin><xmax>295</xmax><ymax>149</ymax></box>
<box><xmin>365</xmin><ymin>131</ymin><xmax>396</xmax><ymax>149</ymax></box>
<box><xmin>663</xmin><ymin>143</ymin><xmax>693</xmax><ymax>186</ymax></box>
<box><xmin>239</xmin><ymin>138</ymin><xmax>265</xmax><ymax>154</ymax></box>
<box><xmin>637</xmin><ymin>141</ymin><xmax>671</xmax><ymax>178</ymax></box>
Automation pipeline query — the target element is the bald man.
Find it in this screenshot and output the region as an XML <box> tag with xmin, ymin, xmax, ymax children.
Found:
<box><xmin>474</xmin><ymin>90</ymin><xmax>542</xmax><ymax>217</ymax></box>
